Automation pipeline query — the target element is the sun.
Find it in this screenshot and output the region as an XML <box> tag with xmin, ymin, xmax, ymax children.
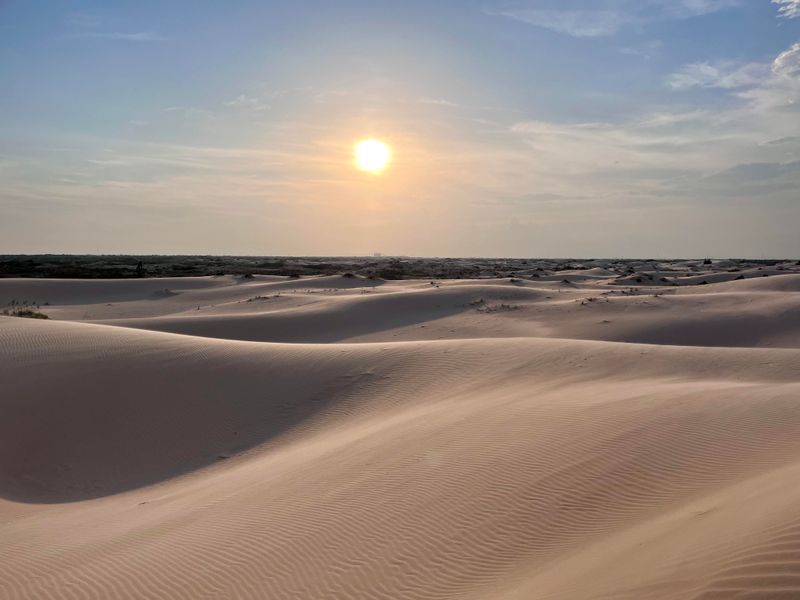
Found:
<box><xmin>355</xmin><ymin>139</ymin><xmax>391</xmax><ymax>173</ymax></box>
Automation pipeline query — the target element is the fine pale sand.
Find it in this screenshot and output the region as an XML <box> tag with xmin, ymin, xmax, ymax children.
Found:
<box><xmin>2</xmin><ymin>260</ymin><xmax>800</xmax><ymax>599</ymax></box>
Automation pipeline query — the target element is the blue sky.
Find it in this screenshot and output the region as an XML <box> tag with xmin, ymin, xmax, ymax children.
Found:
<box><xmin>1</xmin><ymin>0</ymin><xmax>799</xmax><ymax>257</ymax></box>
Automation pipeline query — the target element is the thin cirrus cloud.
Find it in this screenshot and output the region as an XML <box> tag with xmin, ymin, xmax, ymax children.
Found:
<box><xmin>70</xmin><ymin>31</ymin><xmax>167</xmax><ymax>42</ymax></box>
<box><xmin>666</xmin><ymin>61</ymin><xmax>770</xmax><ymax>90</ymax></box>
<box><xmin>224</xmin><ymin>95</ymin><xmax>270</xmax><ymax>112</ymax></box>
<box><xmin>486</xmin><ymin>8</ymin><xmax>632</xmax><ymax>37</ymax></box>
<box><xmin>485</xmin><ymin>0</ymin><xmax>740</xmax><ymax>37</ymax></box>
<box><xmin>67</xmin><ymin>12</ymin><xmax>104</xmax><ymax>28</ymax></box>
<box><xmin>760</xmin><ymin>136</ymin><xmax>800</xmax><ymax>145</ymax></box>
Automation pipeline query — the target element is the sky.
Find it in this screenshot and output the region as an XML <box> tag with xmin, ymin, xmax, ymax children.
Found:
<box><xmin>1</xmin><ymin>0</ymin><xmax>799</xmax><ymax>258</ymax></box>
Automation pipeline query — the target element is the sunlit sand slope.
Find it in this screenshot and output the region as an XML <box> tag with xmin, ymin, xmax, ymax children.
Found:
<box><xmin>1</xmin><ymin>269</ymin><xmax>800</xmax><ymax>599</ymax></box>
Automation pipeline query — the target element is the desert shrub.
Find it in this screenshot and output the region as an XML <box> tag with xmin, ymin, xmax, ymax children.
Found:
<box><xmin>478</xmin><ymin>303</ymin><xmax>520</xmax><ymax>313</ymax></box>
<box><xmin>12</xmin><ymin>309</ymin><xmax>48</xmax><ymax>319</ymax></box>
<box><xmin>2</xmin><ymin>301</ymin><xmax>48</xmax><ymax>319</ymax></box>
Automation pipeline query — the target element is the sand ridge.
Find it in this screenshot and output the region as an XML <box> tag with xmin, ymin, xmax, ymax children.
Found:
<box><xmin>1</xmin><ymin>261</ymin><xmax>800</xmax><ymax>599</ymax></box>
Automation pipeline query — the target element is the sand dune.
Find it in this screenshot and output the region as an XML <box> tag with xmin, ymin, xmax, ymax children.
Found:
<box><xmin>2</xmin><ymin>265</ymin><xmax>800</xmax><ymax>599</ymax></box>
<box><xmin>86</xmin><ymin>276</ymin><xmax>800</xmax><ymax>348</ymax></box>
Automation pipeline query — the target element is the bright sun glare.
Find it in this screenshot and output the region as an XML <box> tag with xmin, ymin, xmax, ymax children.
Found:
<box><xmin>355</xmin><ymin>139</ymin><xmax>391</xmax><ymax>173</ymax></box>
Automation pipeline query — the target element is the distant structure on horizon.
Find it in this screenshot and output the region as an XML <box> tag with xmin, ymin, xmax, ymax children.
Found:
<box><xmin>373</xmin><ymin>252</ymin><xmax>382</xmax><ymax>257</ymax></box>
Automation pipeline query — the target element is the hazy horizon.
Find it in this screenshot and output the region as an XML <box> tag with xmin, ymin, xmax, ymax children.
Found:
<box><xmin>2</xmin><ymin>1</ymin><xmax>799</xmax><ymax>257</ymax></box>
<box><xmin>1</xmin><ymin>253</ymin><xmax>798</xmax><ymax>261</ymax></box>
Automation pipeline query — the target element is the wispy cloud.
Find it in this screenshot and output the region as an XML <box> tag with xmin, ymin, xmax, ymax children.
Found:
<box><xmin>63</xmin><ymin>11</ymin><xmax>166</xmax><ymax>42</ymax></box>
<box><xmin>659</xmin><ymin>0</ymin><xmax>742</xmax><ymax>18</ymax></box>
<box><xmin>760</xmin><ymin>135</ymin><xmax>800</xmax><ymax>146</ymax></box>
<box><xmin>618</xmin><ymin>40</ymin><xmax>663</xmax><ymax>60</ymax></box>
<box><xmin>773</xmin><ymin>0</ymin><xmax>800</xmax><ymax>18</ymax></box>
<box><xmin>506</xmin><ymin>39</ymin><xmax>800</xmax><ymax>208</ymax></box>
<box><xmin>666</xmin><ymin>61</ymin><xmax>769</xmax><ymax>90</ymax></box>
<box><xmin>485</xmin><ymin>0</ymin><xmax>739</xmax><ymax>37</ymax></box>
<box><xmin>68</xmin><ymin>12</ymin><xmax>103</xmax><ymax>28</ymax></box>
<box><xmin>485</xmin><ymin>7</ymin><xmax>632</xmax><ymax>37</ymax></box>
<box><xmin>416</xmin><ymin>97</ymin><xmax>459</xmax><ymax>107</ymax></box>
<box><xmin>72</xmin><ymin>31</ymin><xmax>167</xmax><ymax>42</ymax></box>
<box><xmin>162</xmin><ymin>106</ymin><xmax>216</xmax><ymax>121</ymax></box>
<box><xmin>665</xmin><ymin>41</ymin><xmax>800</xmax><ymax>111</ymax></box>
<box><xmin>224</xmin><ymin>94</ymin><xmax>269</xmax><ymax>111</ymax></box>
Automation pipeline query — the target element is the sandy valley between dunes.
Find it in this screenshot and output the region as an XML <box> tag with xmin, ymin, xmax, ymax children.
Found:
<box><xmin>2</xmin><ymin>260</ymin><xmax>800</xmax><ymax>599</ymax></box>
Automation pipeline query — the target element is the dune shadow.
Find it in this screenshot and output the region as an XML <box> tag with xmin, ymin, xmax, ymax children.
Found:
<box><xmin>107</xmin><ymin>285</ymin><xmax>541</xmax><ymax>343</ymax></box>
<box><xmin>604</xmin><ymin>308</ymin><xmax>800</xmax><ymax>349</ymax></box>
<box><xmin>0</xmin><ymin>345</ymin><xmax>380</xmax><ymax>504</ymax></box>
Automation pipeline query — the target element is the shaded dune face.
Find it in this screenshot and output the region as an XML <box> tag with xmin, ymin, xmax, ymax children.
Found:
<box><xmin>68</xmin><ymin>273</ymin><xmax>800</xmax><ymax>348</ymax></box>
<box><xmin>1</xmin><ymin>322</ymin><xmax>354</xmax><ymax>503</ymax></box>
<box><xmin>101</xmin><ymin>284</ymin><xmax>547</xmax><ymax>343</ymax></box>
<box><xmin>1</xmin><ymin>266</ymin><xmax>800</xmax><ymax>599</ymax></box>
